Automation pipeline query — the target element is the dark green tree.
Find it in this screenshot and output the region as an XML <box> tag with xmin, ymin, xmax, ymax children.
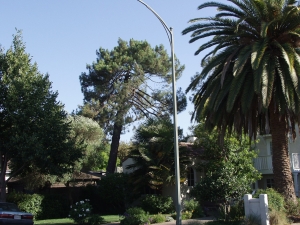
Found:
<box><xmin>190</xmin><ymin>123</ymin><xmax>261</xmax><ymax>217</ymax></box>
<box><xmin>79</xmin><ymin>39</ymin><xmax>186</xmax><ymax>174</ymax></box>
<box><xmin>0</xmin><ymin>32</ymin><xmax>83</xmax><ymax>201</ymax></box>
<box><xmin>126</xmin><ymin>117</ymin><xmax>190</xmax><ymax>194</ymax></box>
<box><xmin>183</xmin><ymin>0</ymin><xmax>300</xmax><ymax>202</ymax></box>
<box><xmin>18</xmin><ymin>115</ymin><xmax>108</xmax><ymax>191</ymax></box>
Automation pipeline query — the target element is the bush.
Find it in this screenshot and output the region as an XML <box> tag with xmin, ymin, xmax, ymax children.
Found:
<box><xmin>183</xmin><ymin>199</ymin><xmax>204</xmax><ymax>218</ymax></box>
<box><xmin>182</xmin><ymin>211</ymin><xmax>193</xmax><ymax>220</ymax></box>
<box><xmin>285</xmin><ymin>198</ymin><xmax>300</xmax><ymax>216</ymax></box>
<box><xmin>228</xmin><ymin>201</ymin><xmax>244</xmax><ymax>221</ymax></box>
<box><xmin>120</xmin><ymin>207</ymin><xmax>150</xmax><ymax>225</ymax></box>
<box><xmin>253</xmin><ymin>188</ymin><xmax>285</xmax><ymax>212</ymax></box>
<box><xmin>172</xmin><ymin>211</ymin><xmax>193</xmax><ymax>220</ymax></box>
<box><xmin>7</xmin><ymin>191</ymin><xmax>43</xmax><ymax>219</ymax></box>
<box><xmin>39</xmin><ymin>193</ymin><xmax>69</xmax><ymax>219</ymax></box>
<box><xmin>7</xmin><ymin>191</ymin><xmax>69</xmax><ymax>220</ymax></box>
<box><xmin>69</xmin><ymin>199</ymin><xmax>92</xmax><ymax>224</ymax></box>
<box><xmin>86</xmin><ymin>173</ymin><xmax>137</xmax><ymax>214</ymax></box>
<box><xmin>139</xmin><ymin>194</ymin><xmax>174</xmax><ymax>214</ymax></box>
<box><xmin>87</xmin><ymin>214</ymin><xmax>105</xmax><ymax>225</ymax></box>
<box><xmin>269</xmin><ymin>210</ymin><xmax>290</xmax><ymax>225</ymax></box>
<box><xmin>151</xmin><ymin>213</ymin><xmax>166</xmax><ymax>223</ymax></box>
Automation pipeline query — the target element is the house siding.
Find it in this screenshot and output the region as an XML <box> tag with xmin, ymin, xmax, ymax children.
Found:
<box><xmin>254</xmin><ymin>126</ymin><xmax>300</xmax><ymax>196</ymax></box>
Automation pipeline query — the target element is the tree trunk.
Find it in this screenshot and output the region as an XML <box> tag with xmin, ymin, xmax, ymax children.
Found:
<box><xmin>106</xmin><ymin>122</ymin><xmax>123</xmax><ymax>174</ymax></box>
<box><xmin>0</xmin><ymin>154</ymin><xmax>7</xmax><ymax>202</ymax></box>
<box><xmin>269</xmin><ymin>104</ymin><xmax>297</xmax><ymax>202</ymax></box>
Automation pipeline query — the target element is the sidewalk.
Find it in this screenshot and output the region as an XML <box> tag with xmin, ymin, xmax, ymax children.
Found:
<box><xmin>106</xmin><ymin>217</ymin><xmax>300</xmax><ymax>225</ymax></box>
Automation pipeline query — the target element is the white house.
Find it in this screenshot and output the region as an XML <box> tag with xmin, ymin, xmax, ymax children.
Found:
<box><xmin>253</xmin><ymin>126</ymin><xmax>300</xmax><ymax>196</ymax></box>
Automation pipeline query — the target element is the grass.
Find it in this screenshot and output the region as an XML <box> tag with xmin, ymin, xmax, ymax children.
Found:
<box><xmin>34</xmin><ymin>214</ymin><xmax>120</xmax><ymax>225</ymax></box>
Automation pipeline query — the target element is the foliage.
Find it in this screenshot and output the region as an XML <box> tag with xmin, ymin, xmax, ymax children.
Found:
<box><xmin>68</xmin><ymin>199</ymin><xmax>92</xmax><ymax>224</ymax></box>
<box><xmin>243</xmin><ymin>214</ymin><xmax>261</xmax><ymax>225</ymax></box>
<box><xmin>0</xmin><ymin>31</ymin><xmax>83</xmax><ymax>200</ymax></box>
<box><xmin>216</xmin><ymin>201</ymin><xmax>244</xmax><ymax>222</ymax></box>
<box><xmin>183</xmin><ymin>0</ymin><xmax>300</xmax><ymax>201</ymax></box>
<box><xmin>38</xmin><ymin>194</ymin><xmax>69</xmax><ymax>220</ymax></box>
<box><xmin>79</xmin><ymin>38</ymin><xmax>186</xmax><ymax>174</ymax></box>
<box><xmin>18</xmin><ymin>115</ymin><xmax>109</xmax><ymax>190</ymax></box>
<box><xmin>7</xmin><ymin>191</ymin><xmax>69</xmax><ymax>220</ymax></box>
<box><xmin>190</xmin><ymin>124</ymin><xmax>261</xmax><ymax>206</ymax></box>
<box><xmin>81</xmin><ymin>173</ymin><xmax>137</xmax><ymax>214</ymax></box>
<box><xmin>150</xmin><ymin>213</ymin><xmax>166</xmax><ymax>224</ymax></box>
<box><xmin>269</xmin><ymin>210</ymin><xmax>291</xmax><ymax>225</ymax></box>
<box><xmin>126</xmin><ymin>117</ymin><xmax>191</xmax><ymax>194</ymax></box>
<box><xmin>68</xmin><ymin>115</ymin><xmax>108</xmax><ymax>172</ymax></box>
<box><xmin>138</xmin><ymin>194</ymin><xmax>174</xmax><ymax>214</ymax></box>
<box><xmin>6</xmin><ymin>191</ymin><xmax>43</xmax><ymax>219</ymax></box>
<box><xmin>171</xmin><ymin>211</ymin><xmax>194</xmax><ymax>220</ymax></box>
<box><xmin>182</xmin><ymin>211</ymin><xmax>193</xmax><ymax>220</ymax></box>
<box><xmin>183</xmin><ymin>199</ymin><xmax>204</xmax><ymax>218</ymax></box>
<box><xmin>120</xmin><ymin>207</ymin><xmax>150</xmax><ymax>225</ymax></box>
<box><xmin>87</xmin><ymin>214</ymin><xmax>105</xmax><ymax>225</ymax></box>
<box><xmin>285</xmin><ymin>198</ymin><xmax>300</xmax><ymax>216</ymax></box>
<box><xmin>117</xmin><ymin>141</ymin><xmax>132</xmax><ymax>166</ymax></box>
<box><xmin>253</xmin><ymin>188</ymin><xmax>285</xmax><ymax>212</ymax></box>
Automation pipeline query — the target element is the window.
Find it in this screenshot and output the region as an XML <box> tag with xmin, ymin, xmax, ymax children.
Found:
<box><xmin>266</xmin><ymin>178</ymin><xmax>274</xmax><ymax>188</ymax></box>
<box><xmin>187</xmin><ymin>167</ymin><xmax>195</xmax><ymax>186</ymax></box>
<box><xmin>267</xmin><ymin>141</ymin><xmax>273</xmax><ymax>155</ymax></box>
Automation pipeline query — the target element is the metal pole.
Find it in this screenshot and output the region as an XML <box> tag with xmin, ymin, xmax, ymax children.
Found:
<box><xmin>137</xmin><ymin>1</ymin><xmax>181</xmax><ymax>225</ymax></box>
<box><xmin>170</xmin><ymin>27</ymin><xmax>182</xmax><ymax>225</ymax></box>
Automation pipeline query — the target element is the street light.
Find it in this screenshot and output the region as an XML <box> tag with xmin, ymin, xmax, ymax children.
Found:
<box><xmin>137</xmin><ymin>1</ymin><xmax>182</xmax><ymax>225</ymax></box>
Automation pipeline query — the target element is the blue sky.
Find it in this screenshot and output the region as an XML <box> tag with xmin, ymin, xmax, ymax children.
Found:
<box><xmin>0</xmin><ymin>0</ymin><xmax>214</xmax><ymax>141</ymax></box>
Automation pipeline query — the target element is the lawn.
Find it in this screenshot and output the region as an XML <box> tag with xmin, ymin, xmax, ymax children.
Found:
<box><xmin>34</xmin><ymin>215</ymin><xmax>120</xmax><ymax>224</ymax></box>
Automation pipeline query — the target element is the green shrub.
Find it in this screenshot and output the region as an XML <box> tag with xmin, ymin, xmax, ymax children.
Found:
<box><xmin>87</xmin><ymin>214</ymin><xmax>105</xmax><ymax>225</ymax></box>
<box><xmin>120</xmin><ymin>207</ymin><xmax>150</xmax><ymax>225</ymax></box>
<box><xmin>88</xmin><ymin>173</ymin><xmax>137</xmax><ymax>214</ymax></box>
<box><xmin>183</xmin><ymin>199</ymin><xmax>204</xmax><ymax>218</ymax></box>
<box><xmin>139</xmin><ymin>194</ymin><xmax>174</xmax><ymax>214</ymax></box>
<box><xmin>7</xmin><ymin>191</ymin><xmax>43</xmax><ymax>219</ymax></box>
<box><xmin>39</xmin><ymin>193</ymin><xmax>69</xmax><ymax>219</ymax></box>
<box><xmin>151</xmin><ymin>213</ymin><xmax>166</xmax><ymax>223</ymax></box>
<box><xmin>228</xmin><ymin>201</ymin><xmax>244</xmax><ymax>221</ymax></box>
<box><xmin>285</xmin><ymin>198</ymin><xmax>300</xmax><ymax>216</ymax></box>
<box><xmin>269</xmin><ymin>209</ymin><xmax>290</xmax><ymax>225</ymax></box>
<box><xmin>69</xmin><ymin>199</ymin><xmax>92</xmax><ymax>224</ymax></box>
<box><xmin>253</xmin><ymin>188</ymin><xmax>285</xmax><ymax>212</ymax></box>
<box><xmin>171</xmin><ymin>211</ymin><xmax>192</xmax><ymax>221</ymax></box>
<box><xmin>182</xmin><ymin>211</ymin><xmax>193</xmax><ymax>220</ymax></box>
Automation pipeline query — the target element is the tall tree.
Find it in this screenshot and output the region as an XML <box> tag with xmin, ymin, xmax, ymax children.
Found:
<box><xmin>80</xmin><ymin>39</ymin><xmax>186</xmax><ymax>174</ymax></box>
<box><xmin>0</xmin><ymin>31</ymin><xmax>83</xmax><ymax>201</ymax></box>
<box><xmin>182</xmin><ymin>0</ymin><xmax>300</xmax><ymax>202</ymax></box>
<box><xmin>126</xmin><ymin>117</ymin><xmax>190</xmax><ymax>194</ymax></box>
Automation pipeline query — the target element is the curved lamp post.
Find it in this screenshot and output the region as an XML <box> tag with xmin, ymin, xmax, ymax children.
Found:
<box><xmin>137</xmin><ymin>1</ymin><xmax>181</xmax><ymax>224</ymax></box>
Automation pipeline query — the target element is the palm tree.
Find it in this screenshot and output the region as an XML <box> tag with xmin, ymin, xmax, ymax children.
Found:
<box><xmin>182</xmin><ymin>0</ymin><xmax>300</xmax><ymax>202</ymax></box>
<box><xmin>126</xmin><ymin>118</ymin><xmax>190</xmax><ymax>194</ymax></box>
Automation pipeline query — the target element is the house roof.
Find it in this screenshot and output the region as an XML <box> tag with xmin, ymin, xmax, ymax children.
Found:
<box><xmin>179</xmin><ymin>142</ymin><xmax>205</xmax><ymax>157</ymax></box>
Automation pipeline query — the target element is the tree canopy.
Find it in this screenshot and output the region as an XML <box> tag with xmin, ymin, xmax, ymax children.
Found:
<box><xmin>79</xmin><ymin>38</ymin><xmax>186</xmax><ymax>174</ymax></box>
<box><xmin>183</xmin><ymin>0</ymin><xmax>300</xmax><ymax>202</ymax></box>
<box><xmin>126</xmin><ymin>117</ymin><xmax>190</xmax><ymax>194</ymax></box>
<box><xmin>68</xmin><ymin>115</ymin><xmax>109</xmax><ymax>172</ymax></box>
<box><xmin>0</xmin><ymin>31</ymin><xmax>83</xmax><ymax>201</ymax></box>
<box><xmin>190</xmin><ymin>123</ymin><xmax>261</xmax><ymax>207</ymax></box>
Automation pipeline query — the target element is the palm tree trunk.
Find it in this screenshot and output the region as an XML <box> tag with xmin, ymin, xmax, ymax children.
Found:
<box><xmin>106</xmin><ymin>122</ymin><xmax>123</xmax><ymax>174</ymax></box>
<box><xmin>269</xmin><ymin>104</ymin><xmax>296</xmax><ymax>202</ymax></box>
